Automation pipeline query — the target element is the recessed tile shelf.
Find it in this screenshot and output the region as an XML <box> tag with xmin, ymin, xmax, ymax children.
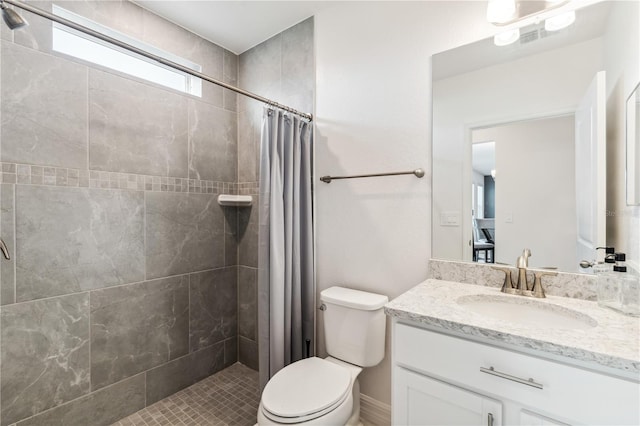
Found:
<box><xmin>217</xmin><ymin>194</ymin><xmax>253</xmax><ymax>207</ymax></box>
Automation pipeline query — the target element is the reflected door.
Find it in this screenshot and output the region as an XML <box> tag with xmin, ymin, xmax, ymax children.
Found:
<box><xmin>575</xmin><ymin>71</ymin><xmax>606</xmax><ymax>268</ymax></box>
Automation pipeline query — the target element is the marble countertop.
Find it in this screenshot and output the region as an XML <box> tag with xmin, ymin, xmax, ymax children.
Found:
<box><xmin>385</xmin><ymin>279</ymin><xmax>640</xmax><ymax>377</ymax></box>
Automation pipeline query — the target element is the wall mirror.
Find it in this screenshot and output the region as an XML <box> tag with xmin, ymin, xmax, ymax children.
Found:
<box><xmin>431</xmin><ymin>1</ymin><xmax>622</xmax><ymax>273</ymax></box>
<box><xmin>627</xmin><ymin>82</ymin><xmax>640</xmax><ymax>205</ymax></box>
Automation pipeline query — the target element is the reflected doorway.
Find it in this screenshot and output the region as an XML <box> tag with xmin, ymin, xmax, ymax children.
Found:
<box><xmin>471</xmin><ymin>140</ymin><xmax>495</xmax><ymax>263</ymax></box>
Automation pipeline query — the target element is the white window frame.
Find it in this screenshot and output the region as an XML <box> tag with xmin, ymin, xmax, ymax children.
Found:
<box><xmin>52</xmin><ymin>5</ymin><xmax>202</xmax><ymax>97</ymax></box>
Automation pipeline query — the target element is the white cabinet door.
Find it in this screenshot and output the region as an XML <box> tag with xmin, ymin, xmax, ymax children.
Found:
<box><xmin>519</xmin><ymin>410</ymin><xmax>569</xmax><ymax>426</ymax></box>
<box><xmin>394</xmin><ymin>367</ymin><xmax>502</xmax><ymax>426</ymax></box>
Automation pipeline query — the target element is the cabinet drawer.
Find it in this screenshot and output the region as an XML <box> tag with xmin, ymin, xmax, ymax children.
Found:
<box><xmin>394</xmin><ymin>322</ymin><xmax>640</xmax><ymax>425</ymax></box>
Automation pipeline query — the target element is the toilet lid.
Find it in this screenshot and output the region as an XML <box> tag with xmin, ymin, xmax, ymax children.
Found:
<box><xmin>262</xmin><ymin>357</ymin><xmax>352</xmax><ymax>420</ymax></box>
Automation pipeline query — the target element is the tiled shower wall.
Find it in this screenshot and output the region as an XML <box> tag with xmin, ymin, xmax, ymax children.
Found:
<box><xmin>0</xmin><ymin>1</ymin><xmax>241</xmax><ymax>425</ymax></box>
<box><xmin>236</xmin><ymin>17</ymin><xmax>315</xmax><ymax>370</ymax></box>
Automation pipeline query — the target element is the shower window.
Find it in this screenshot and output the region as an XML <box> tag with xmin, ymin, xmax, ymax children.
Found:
<box><xmin>52</xmin><ymin>5</ymin><xmax>202</xmax><ymax>97</ymax></box>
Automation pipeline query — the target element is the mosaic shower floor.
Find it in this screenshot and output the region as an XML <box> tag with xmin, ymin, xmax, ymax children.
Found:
<box><xmin>113</xmin><ymin>363</ymin><xmax>260</xmax><ymax>426</ymax></box>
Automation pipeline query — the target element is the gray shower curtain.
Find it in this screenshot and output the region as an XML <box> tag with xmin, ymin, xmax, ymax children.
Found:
<box><xmin>257</xmin><ymin>106</ymin><xmax>314</xmax><ymax>389</ymax></box>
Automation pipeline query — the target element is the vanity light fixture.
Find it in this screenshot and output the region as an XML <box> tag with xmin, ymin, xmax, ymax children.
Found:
<box><xmin>488</xmin><ymin>0</ymin><xmax>577</xmax><ymax>46</ymax></box>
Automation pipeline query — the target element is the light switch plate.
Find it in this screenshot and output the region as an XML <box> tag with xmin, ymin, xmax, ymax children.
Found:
<box><xmin>440</xmin><ymin>211</ymin><xmax>460</xmax><ymax>226</ymax></box>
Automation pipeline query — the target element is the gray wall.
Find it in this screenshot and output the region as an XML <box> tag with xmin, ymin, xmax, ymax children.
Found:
<box><xmin>0</xmin><ymin>1</ymin><xmax>240</xmax><ymax>425</ymax></box>
<box><xmin>237</xmin><ymin>18</ymin><xmax>315</xmax><ymax>370</ymax></box>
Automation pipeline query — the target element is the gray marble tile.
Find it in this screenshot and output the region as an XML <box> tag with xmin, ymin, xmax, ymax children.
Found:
<box><xmin>16</xmin><ymin>374</ymin><xmax>145</xmax><ymax>426</ymax></box>
<box><xmin>239</xmin><ymin>336</ymin><xmax>258</xmax><ymax>371</ymax></box>
<box><xmin>197</xmin><ymin>38</ymin><xmax>224</xmax><ymax>108</ymax></box>
<box><xmin>90</xmin><ymin>275</ymin><xmax>189</xmax><ymax>390</ymax></box>
<box><xmin>141</xmin><ymin>8</ymin><xmax>199</xmax><ymax>63</ymax></box>
<box><xmin>145</xmin><ymin>342</ymin><xmax>225</xmax><ymax>405</ymax></box>
<box><xmin>189</xmin><ymin>267</ymin><xmax>237</xmax><ymax>352</ymax></box>
<box><xmin>15</xmin><ymin>185</ymin><xmax>144</xmax><ymax>302</ymax></box>
<box><xmin>1</xmin><ymin>41</ymin><xmax>88</xmax><ymax>169</ymax></box>
<box><xmin>188</xmin><ymin>100</ymin><xmax>237</xmax><ymax>182</ymax></box>
<box><xmin>89</xmin><ymin>69</ymin><xmax>188</xmax><ymax>177</ymax></box>
<box><xmin>239</xmin><ymin>33</ymin><xmax>282</xmax><ymax>108</ymax></box>
<box><xmin>56</xmin><ymin>0</ymin><xmax>145</xmax><ymax>41</ymax></box>
<box><xmin>140</xmin><ymin>10</ymin><xmax>224</xmax><ymax>105</ymax></box>
<box><xmin>12</xmin><ymin>1</ymin><xmax>52</xmax><ymax>53</ymax></box>
<box><xmin>1</xmin><ymin>293</ymin><xmax>90</xmax><ymax>425</ymax></box>
<box><xmin>224</xmin><ymin>336</ymin><xmax>238</xmax><ymax>368</ymax></box>
<box><xmin>223</xmin><ymin>49</ymin><xmax>238</xmax><ymax>112</ymax></box>
<box><xmin>281</xmin><ymin>17</ymin><xmax>314</xmax><ymax>113</ymax></box>
<box><xmin>238</xmin><ymin>266</ymin><xmax>257</xmax><ymax>341</ymax></box>
<box><xmin>1</xmin><ymin>184</ymin><xmax>15</xmax><ymax>305</ymax></box>
<box><xmin>237</xmin><ymin>107</ymin><xmax>260</xmax><ymax>183</ymax></box>
<box><xmin>223</xmin><ymin>207</ymin><xmax>238</xmax><ymax>267</ymax></box>
<box><xmin>238</xmin><ymin>201</ymin><xmax>258</xmax><ymax>268</ymax></box>
<box><xmin>145</xmin><ymin>192</ymin><xmax>225</xmax><ymax>279</ymax></box>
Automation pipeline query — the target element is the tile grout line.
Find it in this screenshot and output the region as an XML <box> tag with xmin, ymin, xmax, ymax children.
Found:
<box><xmin>12</xmin><ymin>183</ymin><xmax>16</xmax><ymax>305</ymax></box>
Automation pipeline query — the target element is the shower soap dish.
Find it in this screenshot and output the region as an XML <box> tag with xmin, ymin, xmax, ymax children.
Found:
<box><xmin>217</xmin><ymin>194</ymin><xmax>253</xmax><ymax>207</ymax></box>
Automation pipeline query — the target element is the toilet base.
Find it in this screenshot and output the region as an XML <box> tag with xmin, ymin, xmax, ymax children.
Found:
<box><xmin>345</xmin><ymin>379</ymin><xmax>361</xmax><ymax>426</ymax></box>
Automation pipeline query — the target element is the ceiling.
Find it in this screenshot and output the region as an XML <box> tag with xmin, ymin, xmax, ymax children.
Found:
<box><xmin>472</xmin><ymin>141</ymin><xmax>495</xmax><ymax>176</ymax></box>
<box><xmin>134</xmin><ymin>1</ymin><xmax>334</xmax><ymax>54</ymax></box>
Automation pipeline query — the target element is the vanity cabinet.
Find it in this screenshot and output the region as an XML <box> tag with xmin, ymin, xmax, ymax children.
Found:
<box><xmin>392</xmin><ymin>321</ymin><xmax>640</xmax><ymax>425</ymax></box>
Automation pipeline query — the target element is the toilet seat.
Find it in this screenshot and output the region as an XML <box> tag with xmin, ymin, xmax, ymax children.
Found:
<box><xmin>261</xmin><ymin>357</ymin><xmax>352</xmax><ymax>424</ymax></box>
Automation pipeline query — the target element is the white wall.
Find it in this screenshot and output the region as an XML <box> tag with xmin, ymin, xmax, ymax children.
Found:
<box><xmin>314</xmin><ymin>1</ymin><xmax>495</xmax><ymax>405</ymax></box>
<box><xmin>473</xmin><ymin>116</ymin><xmax>577</xmax><ymax>271</ymax></box>
<box><xmin>603</xmin><ymin>0</ymin><xmax>640</xmax><ymax>272</ymax></box>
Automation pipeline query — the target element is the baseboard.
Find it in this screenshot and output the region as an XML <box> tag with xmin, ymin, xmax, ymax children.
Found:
<box><xmin>360</xmin><ymin>393</ymin><xmax>391</xmax><ymax>426</ymax></box>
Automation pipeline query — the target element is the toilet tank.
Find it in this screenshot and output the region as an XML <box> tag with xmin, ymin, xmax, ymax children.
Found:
<box><xmin>320</xmin><ymin>286</ymin><xmax>388</xmax><ymax>367</ymax></box>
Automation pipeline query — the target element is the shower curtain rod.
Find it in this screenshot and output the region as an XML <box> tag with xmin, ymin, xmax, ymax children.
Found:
<box><xmin>2</xmin><ymin>0</ymin><xmax>313</xmax><ymax>121</ymax></box>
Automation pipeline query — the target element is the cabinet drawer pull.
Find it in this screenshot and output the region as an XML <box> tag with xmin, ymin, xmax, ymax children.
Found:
<box><xmin>488</xmin><ymin>413</ymin><xmax>494</xmax><ymax>426</ymax></box>
<box><xmin>480</xmin><ymin>366</ymin><xmax>543</xmax><ymax>389</ymax></box>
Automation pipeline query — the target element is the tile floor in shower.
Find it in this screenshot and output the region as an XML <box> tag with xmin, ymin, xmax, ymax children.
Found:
<box><xmin>113</xmin><ymin>363</ymin><xmax>260</xmax><ymax>426</ymax></box>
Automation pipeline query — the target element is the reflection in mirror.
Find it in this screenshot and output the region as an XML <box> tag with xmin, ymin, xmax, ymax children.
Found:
<box><xmin>471</xmin><ymin>141</ymin><xmax>495</xmax><ymax>263</ymax></box>
<box><xmin>473</xmin><ymin>116</ymin><xmax>576</xmax><ymax>271</ymax></box>
<box><xmin>432</xmin><ymin>1</ymin><xmax>621</xmax><ymax>273</ymax></box>
<box><xmin>627</xmin><ymin>82</ymin><xmax>640</xmax><ymax>205</ymax></box>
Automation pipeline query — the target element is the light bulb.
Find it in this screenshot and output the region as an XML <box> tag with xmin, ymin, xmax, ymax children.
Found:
<box><xmin>487</xmin><ymin>0</ymin><xmax>517</xmax><ymax>23</ymax></box>
<box><xmin>494</xmin><ymin>28</ymin><xmax>520</xmax><ymax>46</ymax></box>
<box><xmin>545</xmin><ymin>11</ymin><xmax>576</xmax><ymax>31</ymax></box>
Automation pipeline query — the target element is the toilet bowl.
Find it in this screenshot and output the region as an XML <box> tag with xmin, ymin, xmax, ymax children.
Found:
<box><xmin>257</xmin><ymin>286</ymin><xmax>388</xmax><ymax>426</ymax></box>
<box><xmin>257</xmin><ymin>357</ymin><xmax>362</xmax><ymax>425</ymax></box>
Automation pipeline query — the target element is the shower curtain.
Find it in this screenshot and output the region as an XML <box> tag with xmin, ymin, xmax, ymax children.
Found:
<box><xmin>257</xmin><ymin>106</ymin><xmax>314</xmax><ymax>389</ymax></box>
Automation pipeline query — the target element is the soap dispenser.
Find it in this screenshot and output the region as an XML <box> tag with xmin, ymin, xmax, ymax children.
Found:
<box><xmin>596</xmin><ymin>248</ymin><xmax>619</xmax><ymax>310</ymax></box>
<box><xmin>613</xmin><ymin>253</ymin><xmax>640</xmax><ymax>316</ymax></box>
<box><xmin>593</xmin><ymin>246</ymin><xmax>616</xmax><ymax>275</ymax></box>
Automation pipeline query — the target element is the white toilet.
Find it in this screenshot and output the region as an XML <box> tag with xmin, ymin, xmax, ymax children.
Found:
<box><xmin>257</xmin><ymin>286</ymin><xmax>388</xmax><ymax>426</ymax></box>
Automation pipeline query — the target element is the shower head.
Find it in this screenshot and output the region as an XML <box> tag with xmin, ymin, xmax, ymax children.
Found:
<box><xmin>1</xmin><ymin>2</ymin><xmax>27</xmax><ymax>30</ymax></box>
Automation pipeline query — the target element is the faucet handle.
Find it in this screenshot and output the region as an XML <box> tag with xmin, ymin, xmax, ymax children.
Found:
<box><xmin>492</xmin><ymin>266</ymin><xmax>514</xmax><ymax>293</ymax></box>
<box><xmin>531</xmin><ymin>271</ymin><xmax>558</xmax><ymax>298</ymax></box>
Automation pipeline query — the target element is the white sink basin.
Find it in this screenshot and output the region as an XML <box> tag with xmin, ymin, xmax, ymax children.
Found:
<box><xmin>457</xmin><ymin>294</ymin><xmax>598</xmax><ymax>330</ymax></box>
